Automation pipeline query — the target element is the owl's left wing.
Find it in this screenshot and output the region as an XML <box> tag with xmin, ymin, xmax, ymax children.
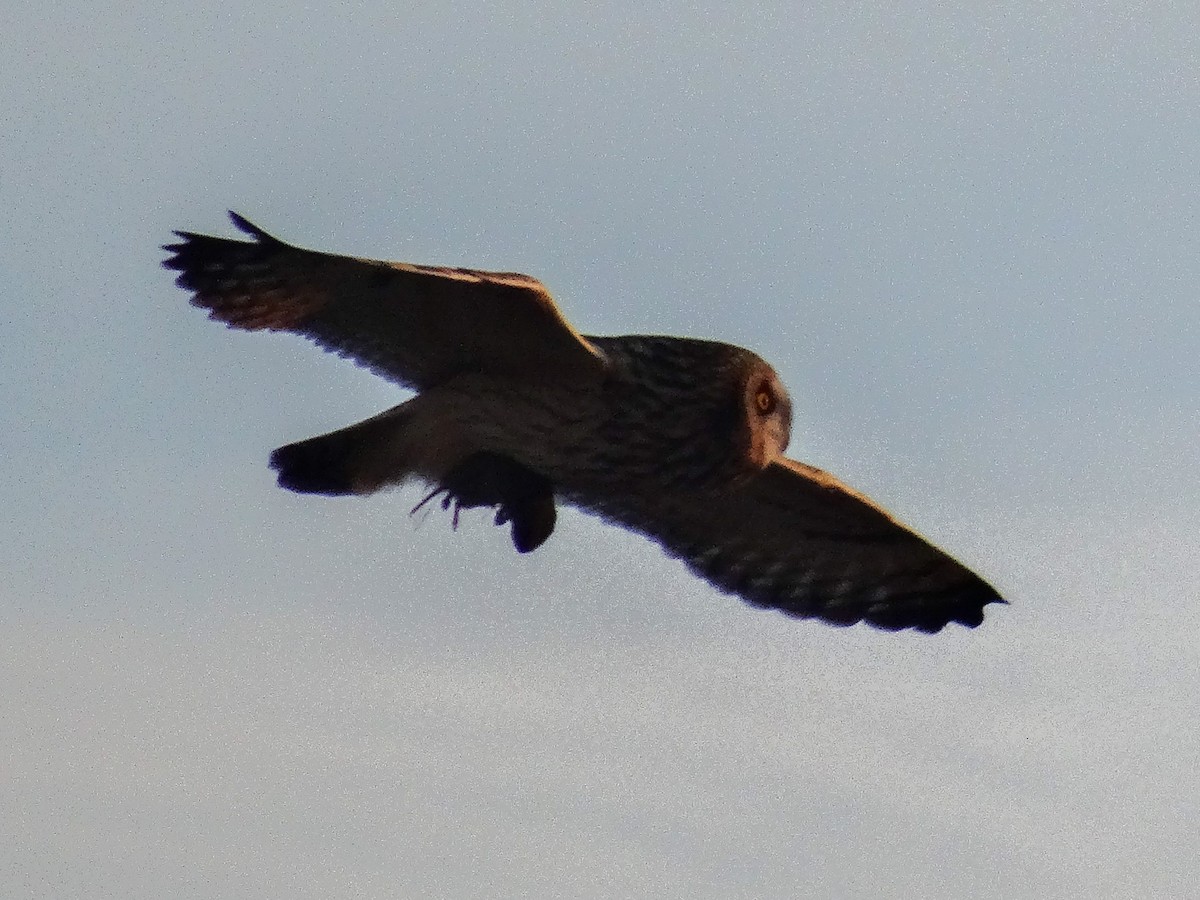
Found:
<box><xmin>163</xmin><ymin>212</ymin><xmax>606</xmax><ymax>390</ymax></box>
<box><xmin>602</xmin><ymin>458</ymin><xmax>1004</xmax><ymax>633</ymax></box>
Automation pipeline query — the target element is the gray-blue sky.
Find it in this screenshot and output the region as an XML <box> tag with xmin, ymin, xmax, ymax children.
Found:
<box><xmin>2</xmin><ymin>2</ymin><xmax>1198</xmax><ymax>897</ymax></box>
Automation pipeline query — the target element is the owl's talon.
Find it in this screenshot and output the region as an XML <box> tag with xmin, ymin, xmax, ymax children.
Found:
<box><xmin>410</xmin><ymin>488</ymin><xmax>445</xmax><ymax>516</ymax></box>
<box><xmin>411</xmin><ymin>484</ymin><xmax>495</xmax><ymax>535</ymax></box>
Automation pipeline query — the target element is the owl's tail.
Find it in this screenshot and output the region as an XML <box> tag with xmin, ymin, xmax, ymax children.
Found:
<box><xmin>269</xmin><ymin>402</ymin><xmax>416</xmax><ymax>496</ymax></box>
<box><xmin>268</xmin><ymin>399</ymin><xmax>558</xmax><ymax>554</ymax></box>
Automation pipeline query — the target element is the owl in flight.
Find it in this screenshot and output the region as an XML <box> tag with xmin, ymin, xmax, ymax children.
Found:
<box><xmin>164</xmin><ymin>212</ymin><xmax>1003</xmax><ymax>633</ymax></box>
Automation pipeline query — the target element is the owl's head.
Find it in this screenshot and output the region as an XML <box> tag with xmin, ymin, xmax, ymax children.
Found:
<box><xmin>590</xmin><ymin>334</ymin><xmax>793</xmax><ymax>479</ymax></box>
<box><xmin>740</xmin><ymin>361</ymin><xmax>792</xmax><ymax>467</ymax></box>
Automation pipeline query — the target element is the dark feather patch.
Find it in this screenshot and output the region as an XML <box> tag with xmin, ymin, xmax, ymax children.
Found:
<box><xmin>270</xmin><ymin>433</ymin><xmax>360</xmax><ymax>495</ymax></box>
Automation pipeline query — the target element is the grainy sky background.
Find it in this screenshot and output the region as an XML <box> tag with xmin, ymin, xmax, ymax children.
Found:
<box><xmin>2</xmin><ymin>2</ymin><xmax>1198</xmax><ymax>897</ymax></box>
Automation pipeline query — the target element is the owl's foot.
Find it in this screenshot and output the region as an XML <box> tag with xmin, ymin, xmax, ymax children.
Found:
<box><xmin>411</xmin><ymin>452</ymin><xmax>557</xmax><ymax>554</ymax></box>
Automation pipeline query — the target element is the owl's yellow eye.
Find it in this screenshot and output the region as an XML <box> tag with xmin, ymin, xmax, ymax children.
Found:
<box><xmin>755</xmin><ymin>385</ymin><xmax>775</xmax><ymax>414</ymax></box>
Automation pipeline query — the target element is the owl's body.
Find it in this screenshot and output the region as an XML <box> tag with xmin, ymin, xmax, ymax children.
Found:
<box><xmin>273</xmin><ymin>335</ymin><xmax>784</xmax><ymax>547</ymax></box>
<box><xmin>164</xmin><ymin>213</ymin><xmax>1004</xmax><ymax>633</ymax></box>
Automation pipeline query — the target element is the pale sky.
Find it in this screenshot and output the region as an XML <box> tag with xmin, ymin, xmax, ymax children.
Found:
<box><xmin>2</xmin><ymin>2</ymin><xmax>1198</xmax><ymax>898</ymax></box>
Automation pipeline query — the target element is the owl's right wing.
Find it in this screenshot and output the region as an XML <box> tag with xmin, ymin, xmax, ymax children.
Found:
<box><xmin>163</xmin><ymin>212</ymin><xmax>607</xmax><ymax>390</ymax></box>
<box><xmin>605</xmin><ymin>458</ymin><xmax>1004</xmax><ymax>633</ymax></box>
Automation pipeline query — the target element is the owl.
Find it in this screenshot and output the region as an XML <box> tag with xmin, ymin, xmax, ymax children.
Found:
<box><xmin>164</xmin><ymin>212</ymin><xmax>1003</xmax><ymax>633</ymax></box>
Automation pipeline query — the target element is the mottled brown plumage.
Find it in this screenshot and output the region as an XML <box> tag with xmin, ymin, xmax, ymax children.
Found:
<box><xmin>164</xmin><ymin>212</ymin><xmax>1004</xmax><ymax>633</ymax></box>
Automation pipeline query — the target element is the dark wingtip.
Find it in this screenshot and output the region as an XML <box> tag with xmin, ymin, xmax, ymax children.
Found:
<box><xmin>161</xmin><ymin>232</ymin><xmax>195</xmax><ymax>269</ymax></box>
<box><xmin>838</xmin><ymin>570</ymin><xmax>1005</xmax><ymax>634</ymax></box>
<box><xmin>934</xmin><ymin>577</ymin><xmax>1006</xmax><ymax>632</ymax></box>
<box><xmin>227</xmin><ymin>210</ymin><xmax>281</xmax><ymax>244</ymax></box>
